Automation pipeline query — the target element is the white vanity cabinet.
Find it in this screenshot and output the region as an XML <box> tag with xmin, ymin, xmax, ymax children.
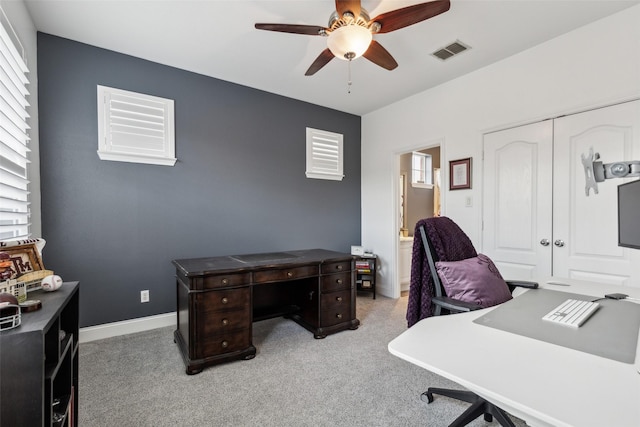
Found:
<box><xmin>399</xmin><ymin>237</ymin><xmax>413</xmax><ymax>292</ymax></box>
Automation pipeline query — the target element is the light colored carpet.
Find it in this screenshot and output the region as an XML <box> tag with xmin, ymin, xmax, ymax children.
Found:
<box><xmin>79</xmin><ymin>295</ymin><xmax>526</xmax><ymax>426</ymax></box>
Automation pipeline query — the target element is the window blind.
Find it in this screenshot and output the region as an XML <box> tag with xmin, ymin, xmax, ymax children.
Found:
<box><xmin>0</xmin><ymin>14</ymin><xmax>30</xmax><ymax>241</ymax></box>
<box><xmin>306</xmin><ymin>127</ymin><xmax>344</xmax><ymax>181</ymax></box>
<box><xmin>97</xmin><ymin>85</ymin><xmax>176</xmax><ymax>166</ymax></box>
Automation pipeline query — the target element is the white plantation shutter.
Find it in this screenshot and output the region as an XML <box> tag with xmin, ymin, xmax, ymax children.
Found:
<box><xmin>97</xmin><ymin>85</ymin><xmax>176</xmax><ymax>166</ymax></box>
<box><xmin>0</xmin><ymin>13</ymin><xmax>30</xmax><ymax>240</ymax></box>
<box><xmin>305</xmin><ymin>127</ymin><xmax>344</xmax><ymax>181</ymax></box>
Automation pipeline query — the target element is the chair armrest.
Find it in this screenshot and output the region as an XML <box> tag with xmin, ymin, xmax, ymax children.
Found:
<box><xmin>506</xmin><ymin>280</ymin><xmax>539</xmax><ymax>289</ymax></box>
<box><xmin>433</xmin><ymin>296</ymin><xmax>482</xmax><ymax>313</ymax></box>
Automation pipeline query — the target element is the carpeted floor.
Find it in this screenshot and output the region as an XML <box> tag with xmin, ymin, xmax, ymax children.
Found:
<box><xmin>78</xmin><ymin>294</ymin><xmax>526</xmax><ymax>426</ymax></box>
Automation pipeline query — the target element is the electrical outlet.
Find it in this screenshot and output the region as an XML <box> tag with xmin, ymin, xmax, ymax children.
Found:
<box><xmin>140</xmin><ymin>290</ymin><xmax>150</xmax><ymax>303</ymax></box>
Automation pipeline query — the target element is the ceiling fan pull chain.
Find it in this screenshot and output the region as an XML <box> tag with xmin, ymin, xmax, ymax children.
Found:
<box><xmin>347</xmin><ymin>58</ymin><xmax>352</xmax><ymax>94</ymax></box>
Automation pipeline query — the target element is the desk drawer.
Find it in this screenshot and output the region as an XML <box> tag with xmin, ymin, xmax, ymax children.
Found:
<box><xmin>253</xmin><ymin>265</ymin><xmax>318</xmax><ymax>284</ymax></box>
<box><xmin>198</xmin><ymin>329</ymin><xmax>252</xmax><ymax>359</ymax></box>
<box><xmin>199</xmin><ymin>273</ymin><xmax>250</xmax><ymax>290</ymax></box>
<box><xmin>321</xmin><ymin>272</ymin><xmax>351</xmax><ymax>293</ymax></box>
<box><xmin>201</xmin><ymin>306</ymin><xmax>251</xmax><ymax>336</ymax></box>
<box><xmin>321</xmin><ymin>260</ymin><xmax>352</xmax><ymax>274</ymax></box>
<box><xmin>320</xmin><ymin>290</ymin><xmax>352</xmax><ymax>327</ymax></box>
<box><xmin>197</xmin><ymin>288</ymin><xmax>250</xmax><ymax>312</ymax></box>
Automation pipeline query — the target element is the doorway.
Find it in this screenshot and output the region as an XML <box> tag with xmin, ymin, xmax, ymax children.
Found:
<box><xmin>396</xmin><ymin>143</ymin><xmax>442</xmax><ymax>295</ymax></box>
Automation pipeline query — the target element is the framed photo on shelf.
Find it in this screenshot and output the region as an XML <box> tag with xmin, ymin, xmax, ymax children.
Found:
<box><xmin>449</xmin><ymin>157</ymin><xmax>471</xmax><ymax>190</ymax></box>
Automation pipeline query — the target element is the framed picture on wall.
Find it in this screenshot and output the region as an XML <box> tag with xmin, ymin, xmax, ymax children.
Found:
<box><xmin>449</xmin><ymin>158</ymin><xmax>471</xmax><ymax>190</ymax></box>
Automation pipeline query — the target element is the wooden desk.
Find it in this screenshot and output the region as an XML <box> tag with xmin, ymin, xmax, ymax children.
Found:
<box><xmin>388</xmin><ymin>279</ymin><xmax>640</xmax><ymax>427</ymax></box>
<box><xmin>173</xmin><ymin>249</ymin><xmax>359</xmax><ymax>374</ymax></box>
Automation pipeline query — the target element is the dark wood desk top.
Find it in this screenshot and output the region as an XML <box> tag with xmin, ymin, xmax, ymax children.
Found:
<box><xmin>172</xmin><ymin>249</ymin><xmax>359</xmax><ymax>373</ymax></box>
<box><xmin>173</xmin><ymin>248</ymin><xmax>353</xmax><ymax>277</ymax></box>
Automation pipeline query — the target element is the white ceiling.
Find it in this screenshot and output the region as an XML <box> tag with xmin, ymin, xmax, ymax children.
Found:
<box><xmin>24</xmin><ymin>0</ymin><xmax>639</xmax><ymax>115</ymax></box>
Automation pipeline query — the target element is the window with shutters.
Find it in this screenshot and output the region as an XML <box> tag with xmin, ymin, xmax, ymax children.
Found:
<box><xmin>97</xmin><ymin>85</ymin><xmax>176</xmax><ymax>166</ymax></box>
<box><xmin>0</xmin><ymin>12</ymin><xmax>31</xmax><ymax>240</ymax></box>
<box><xmin>305</xmin><ymin>127</ymin><xmax>344</xmax><ymax>181</ymax></box>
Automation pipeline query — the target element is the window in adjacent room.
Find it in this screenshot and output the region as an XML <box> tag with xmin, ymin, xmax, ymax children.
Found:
<box><xmin>0</xmin><ymin>10</ymin><xmax>31</xmax><ymax>240</ymax></box>
<box><xmin>411</xmin><ymin>151</ymin><xmax>433</xmax><ymax>188</ymax></box>
<box><xmin>305</xmin><ymin>127</ymin><xmax>344</xmax><ymax>181</ymax></box>
<box><xmin>97</xmin><ymin>85</ymin><xmax>176</xmax><ymax>166</ymax></box>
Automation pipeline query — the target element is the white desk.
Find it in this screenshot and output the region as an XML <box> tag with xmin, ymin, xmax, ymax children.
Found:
<box><xmin>388</xmin><ymin>279</ymin><xmax>640</xmax><ymax>427</ymax></box>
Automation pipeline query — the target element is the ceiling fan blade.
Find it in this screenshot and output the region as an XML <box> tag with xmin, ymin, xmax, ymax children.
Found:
<box><xmin>305</xmin><ymin>49</ymin><xmax>335</xmax><ymax>76</ymax></box>
<box><xmin>335</xmin><ymin>0</ymin><xmax>361</xmax><ymax>19</ymax></box>
<box><xmin>255</xmin><ymin>23</ymin><xmax>326</xmax><ymax>36</ymax></box>
<box><xmin>363</xmin><ymin>41</ymin><xmax>398</xmax><ymax>70</ymax></box>
<box><xmin>371</xmin><ymin>0</ymin><xmax>450</xmax><ymax>34</ymax></box>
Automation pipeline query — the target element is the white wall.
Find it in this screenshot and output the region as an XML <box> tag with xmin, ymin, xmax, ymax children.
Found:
<box><xmin>362</xmin><ymin>5</ymin><xmax>640</xmax><ymax>298</ymax></box>
<box><xmin>1</xmin><ymin>0</ymin><xmax>40</xmax><ymax>237</ymax></box>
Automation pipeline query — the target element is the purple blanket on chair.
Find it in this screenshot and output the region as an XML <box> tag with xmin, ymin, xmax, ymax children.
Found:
<box><xmin>406</xmin><ymin>217</ymin><xmax>477</xmax><ymax>327</ymax></box>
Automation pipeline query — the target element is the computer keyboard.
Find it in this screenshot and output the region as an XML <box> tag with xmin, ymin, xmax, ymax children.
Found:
<box><xmin>542</xmin><ymin>299</ymin><xmax>600</xmax><ymax>328</ymax></box>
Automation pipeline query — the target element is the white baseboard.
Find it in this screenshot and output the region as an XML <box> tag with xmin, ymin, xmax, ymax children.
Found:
<box><xmin>79</xmin><ymin>312</ymin><xmax>176</xmax><ymax>343</ymax></box>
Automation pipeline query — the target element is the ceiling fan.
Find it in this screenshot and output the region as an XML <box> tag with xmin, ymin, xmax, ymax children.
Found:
<box><xmin>255</xmin><ymin>0</ymin><xmax>451</xmax><ymax>76</ymax></box>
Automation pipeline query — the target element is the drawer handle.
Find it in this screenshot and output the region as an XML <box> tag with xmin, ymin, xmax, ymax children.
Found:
<box><xmin>222</xmin><ymin>318</ymin><xmax>229</xmax><ymax>326</ymax></box>
<box><xmin>337</xmin><ymin>265</ymin><xmax>343</xmax><ymax>271</ymax></box>
<box><xmin>336</xmin><ymin>279</ymin><xmax>343</xmax><ymax>285</ymax></box>
<box><xmin>221</xmin><ymin>278</ymin><xmax>229</xmax><ymax>285</ymax></box>
<box><xmin>336</xmin><ymin>313</ymin><xmax>343</xmax><ymax>319</ymax></box>
<box><xmin>336</xmin><ymin>296</ymin><xmax>343</xmax><ymax>302</ymax></box>
<box><xmin>287</xmin><ymin>271</ymin><xmax>293</xmax><ymax>278</ymax></box>
<box><xmin>221</xmin><ymin>297</ymin><xmax>229</xmax><ymax>304</ymax></box>
<box><xmin>221</xmin><ymin>340</ymin><xmax>229</xmax><ymax>348</ymax></box>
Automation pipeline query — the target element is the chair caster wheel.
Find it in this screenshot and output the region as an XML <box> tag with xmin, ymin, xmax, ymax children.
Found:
<box><xmin>421</xmin><ymin>391</ymin><xmax>434</xmax><ymax>403</ymax></box>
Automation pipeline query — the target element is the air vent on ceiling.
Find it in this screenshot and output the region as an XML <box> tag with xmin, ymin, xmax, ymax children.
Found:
<box><xmin>432</xmin><ymin>40</ymin><xmax>470</xmax><ymax>61</ymax></box>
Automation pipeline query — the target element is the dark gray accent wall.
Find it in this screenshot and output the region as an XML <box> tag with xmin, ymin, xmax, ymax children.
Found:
<box><xmin>37</xmin><ymin>33</ymin><xmax>361</xmax><ymax>327</ymax></box>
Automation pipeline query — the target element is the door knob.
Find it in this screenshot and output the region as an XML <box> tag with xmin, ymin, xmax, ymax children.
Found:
<box><xmin>554</xmin><ymin>239</ymin><xmax>565</xmax><ymax>247</ymax></box>
<box><xmin>540</xmin><ymin>239</ymin><xmax>550</xmax><ymax>246</ymax></box>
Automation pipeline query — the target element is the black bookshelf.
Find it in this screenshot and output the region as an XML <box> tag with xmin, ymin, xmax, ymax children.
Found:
<box><xmin>355</xmin><ymin>256</ymin><xmax>377</xmax><ymax>299</ymax></box>
<box><xmin>0</xmin><ymin>282</ymin><xmax>79</xmax><ymax>426</ymax></box>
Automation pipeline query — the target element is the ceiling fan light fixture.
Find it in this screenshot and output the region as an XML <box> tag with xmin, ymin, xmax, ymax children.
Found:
<box><xmin>327</xmin><ymin>25</ymin><xmax>372</xmax><ymax>60</ymax></box>
<box><xmin>255</xmin><ymin>0</ymin><xmax>451</xmax><ymax>75</ymax></box>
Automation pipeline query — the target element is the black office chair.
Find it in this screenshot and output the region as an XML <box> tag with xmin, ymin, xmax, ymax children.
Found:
<box><xmin>406</xmin><ymin>216</ymin><xmax>537</xmax><ymax>427</ymax></box>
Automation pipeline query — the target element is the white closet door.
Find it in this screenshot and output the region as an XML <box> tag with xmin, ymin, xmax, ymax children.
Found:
<box><xmin>482</xmin><ymin>121</ymin><xmax>553</xmax><ymax>280</ymax></box>
<box><xmin>553</xmin><ymin>100</ymin><xmax>640</xmax><ymax>286</ymax></box>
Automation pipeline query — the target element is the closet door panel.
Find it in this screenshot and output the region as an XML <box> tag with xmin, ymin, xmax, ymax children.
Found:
<box><xmin>553</xmin><ymin>100</ymin><xmax>640</xmax><ymax>286</ymax></box>
<box><xmin>482</xmin><ymin>121</ymin><xmax>553</xmax><ymax>280</ymax></box>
